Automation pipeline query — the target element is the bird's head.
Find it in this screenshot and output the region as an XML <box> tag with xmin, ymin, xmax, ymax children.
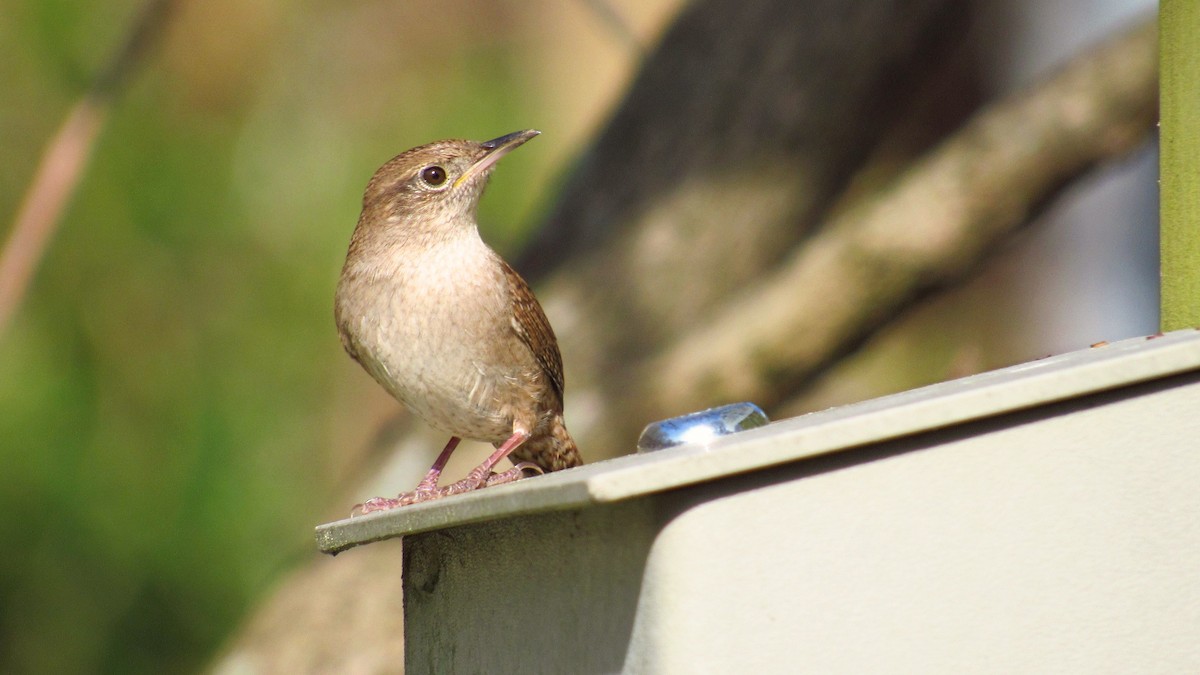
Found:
<box><xmin>359</xmin><ymin>129</ymin><xmax>540</xmax><ymax>235</ymax></box>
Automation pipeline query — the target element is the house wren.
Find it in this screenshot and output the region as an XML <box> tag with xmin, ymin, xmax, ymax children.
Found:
<box><xmin>335</xmin><ymin>130</ymin><xmax>582</xmax><ymax>514</ymax></box>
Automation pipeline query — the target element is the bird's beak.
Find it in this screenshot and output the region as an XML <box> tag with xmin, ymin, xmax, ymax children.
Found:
<box><xmin>454</xmin><ymin>129</ymin><xmax>540</xmax><ymax>188</ymax></box>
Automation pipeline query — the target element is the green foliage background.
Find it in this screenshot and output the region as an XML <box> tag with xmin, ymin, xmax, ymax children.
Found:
<box><xmin>0</xmin><ymin>2</ymin><xmax>1158</xmax><ymax>672</ymax></box>
<box><xmin>0</xmin><ymin>1</ymin><xmax>647</xmax><ymax>671</ymax></box>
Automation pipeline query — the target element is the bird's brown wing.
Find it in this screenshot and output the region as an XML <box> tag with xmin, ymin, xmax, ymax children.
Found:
<box><xmin>500</xmin><ymin>259</ymin><xmax>565</xmax><ymax>403</ymax></box>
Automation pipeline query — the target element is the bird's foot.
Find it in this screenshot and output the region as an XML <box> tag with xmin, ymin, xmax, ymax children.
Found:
<box><xmin>350</xmin><ymin>464</ymin><xmax>543</xmax><ymax>516</ymax></box>
<box><xmin>437</xmin><ymin>462</ymin><xmax>543</xmax><ymax>497</ymax></box>
<box><xmin>350</xmin><ymin>488</ymin><xmax>440</xmax><ymax>516</ymax></box>
<box><xmin>485</xmin><ymin>462</ymin><xmax>543</xmax><ymax>486</ymax></box>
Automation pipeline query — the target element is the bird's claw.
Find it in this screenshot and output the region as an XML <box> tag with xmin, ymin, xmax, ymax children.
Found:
<box><xmin>350</xmin><ymin>464</ymin><xmax>543</xmax><ymax>516</ymax></box>
<box><xmin>350</xmin><ymin>489</ymin><xmax>435</xmax><ymax>516</ymax></box>
<box><xmin>488</xmin><ymin>462</ymin><xmax>543</xmax><ymax>485</ymax></box>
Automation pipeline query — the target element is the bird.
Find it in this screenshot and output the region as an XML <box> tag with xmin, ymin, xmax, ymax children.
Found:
<box><xmin>334</xmin><ymin>130</ymin><xmax>582</xmax><ymax>514</ymax></box>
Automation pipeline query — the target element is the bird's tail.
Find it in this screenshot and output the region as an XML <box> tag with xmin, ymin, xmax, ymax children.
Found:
<box><xmin>510</xmin><ymin>413</ymin><xmax>583</xmax><ymax>472</ymax></box>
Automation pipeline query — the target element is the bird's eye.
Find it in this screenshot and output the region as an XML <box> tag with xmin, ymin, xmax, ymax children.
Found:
<box><xmin>420</xmin><ymin>165</ymin><xmax>448</xmax><ymax>187</ymax></box>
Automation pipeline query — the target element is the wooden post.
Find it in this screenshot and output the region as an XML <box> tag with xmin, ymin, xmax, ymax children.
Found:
<box><xmin>1160</xmin><ymin>2</ymin><xmax>1200</xmax><ymax>330</ymax></box>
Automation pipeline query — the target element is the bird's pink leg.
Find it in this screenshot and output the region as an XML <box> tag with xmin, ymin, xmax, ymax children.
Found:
<box><xmin>353</xmin><ymin>437</ymin><xmax>462</xmax><ymax>515</ymax></box>
<box><xmin>440</xmin><ymin>430</ymin><xmax>531</xmax><ymax>496</ymax></box>
<box><xmin>415</xmin><ymin>436</ymin><xmax>461</xmax><ymax>491</ymax></box>
<box><xmin>351</xmin><ymin>432</ymin><xmax>541</xmax><ymax>515</ymax></box>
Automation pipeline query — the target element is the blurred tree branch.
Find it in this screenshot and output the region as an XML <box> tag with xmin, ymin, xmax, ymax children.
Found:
<box><xmin>0</xmin><ymin>0</ymin><xmax>176</xmax><ymax>334</ymax></box>
<box><xmin>634</xmin><ymin>18</ymin><xmax>1157</xmax><ymax>425</ymax></box>
<box><xmin>212</xmin><ymin>3</ymin><xmax>1157</xmax><ymax>671</ymax></box>
<box><xmin>530</xmin><ymin>0</ymin><xmax>972</xmax><ymax>453</ymax></box>
<box><xmin>541</xmin><ymin>10</ymin><xmax>1156</xmax><ymax>453</ymax></box>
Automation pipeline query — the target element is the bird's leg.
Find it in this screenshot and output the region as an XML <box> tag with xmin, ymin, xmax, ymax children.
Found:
<box><xmin>351</xmin><ymin>432</ymin><xmax>540</xmax><ymax>515</ymax></box>
<box><xmin>438</xmin><ymin>430</ymin><xmax>532</xmax><ymax>497</ymax></box>
<box><xmin>351</xmin><ymin>436</ymin><xmax>463</xmax><ymax>515</ymax></box>
<box><xmin>414</xmin><ymin>436</ymin><xmax>461</xmax><ymax>491</ymax></box>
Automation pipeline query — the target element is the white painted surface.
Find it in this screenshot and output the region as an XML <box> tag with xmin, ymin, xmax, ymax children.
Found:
<box><xmin>316</xmin><ymin>331</ymin><xmax>1200</xmax><ymax>672</ymax></box>
<box><xmin>626</xmin><ymin>380</ymin><xmax>1200</xmax><ymax>672</ymax></box>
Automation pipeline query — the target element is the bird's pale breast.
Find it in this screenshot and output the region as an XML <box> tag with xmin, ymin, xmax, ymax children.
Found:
<box><xmin>336</xmin><ymin>233</ymin><xmax>536</xmax><ymax>442</ymax></box>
